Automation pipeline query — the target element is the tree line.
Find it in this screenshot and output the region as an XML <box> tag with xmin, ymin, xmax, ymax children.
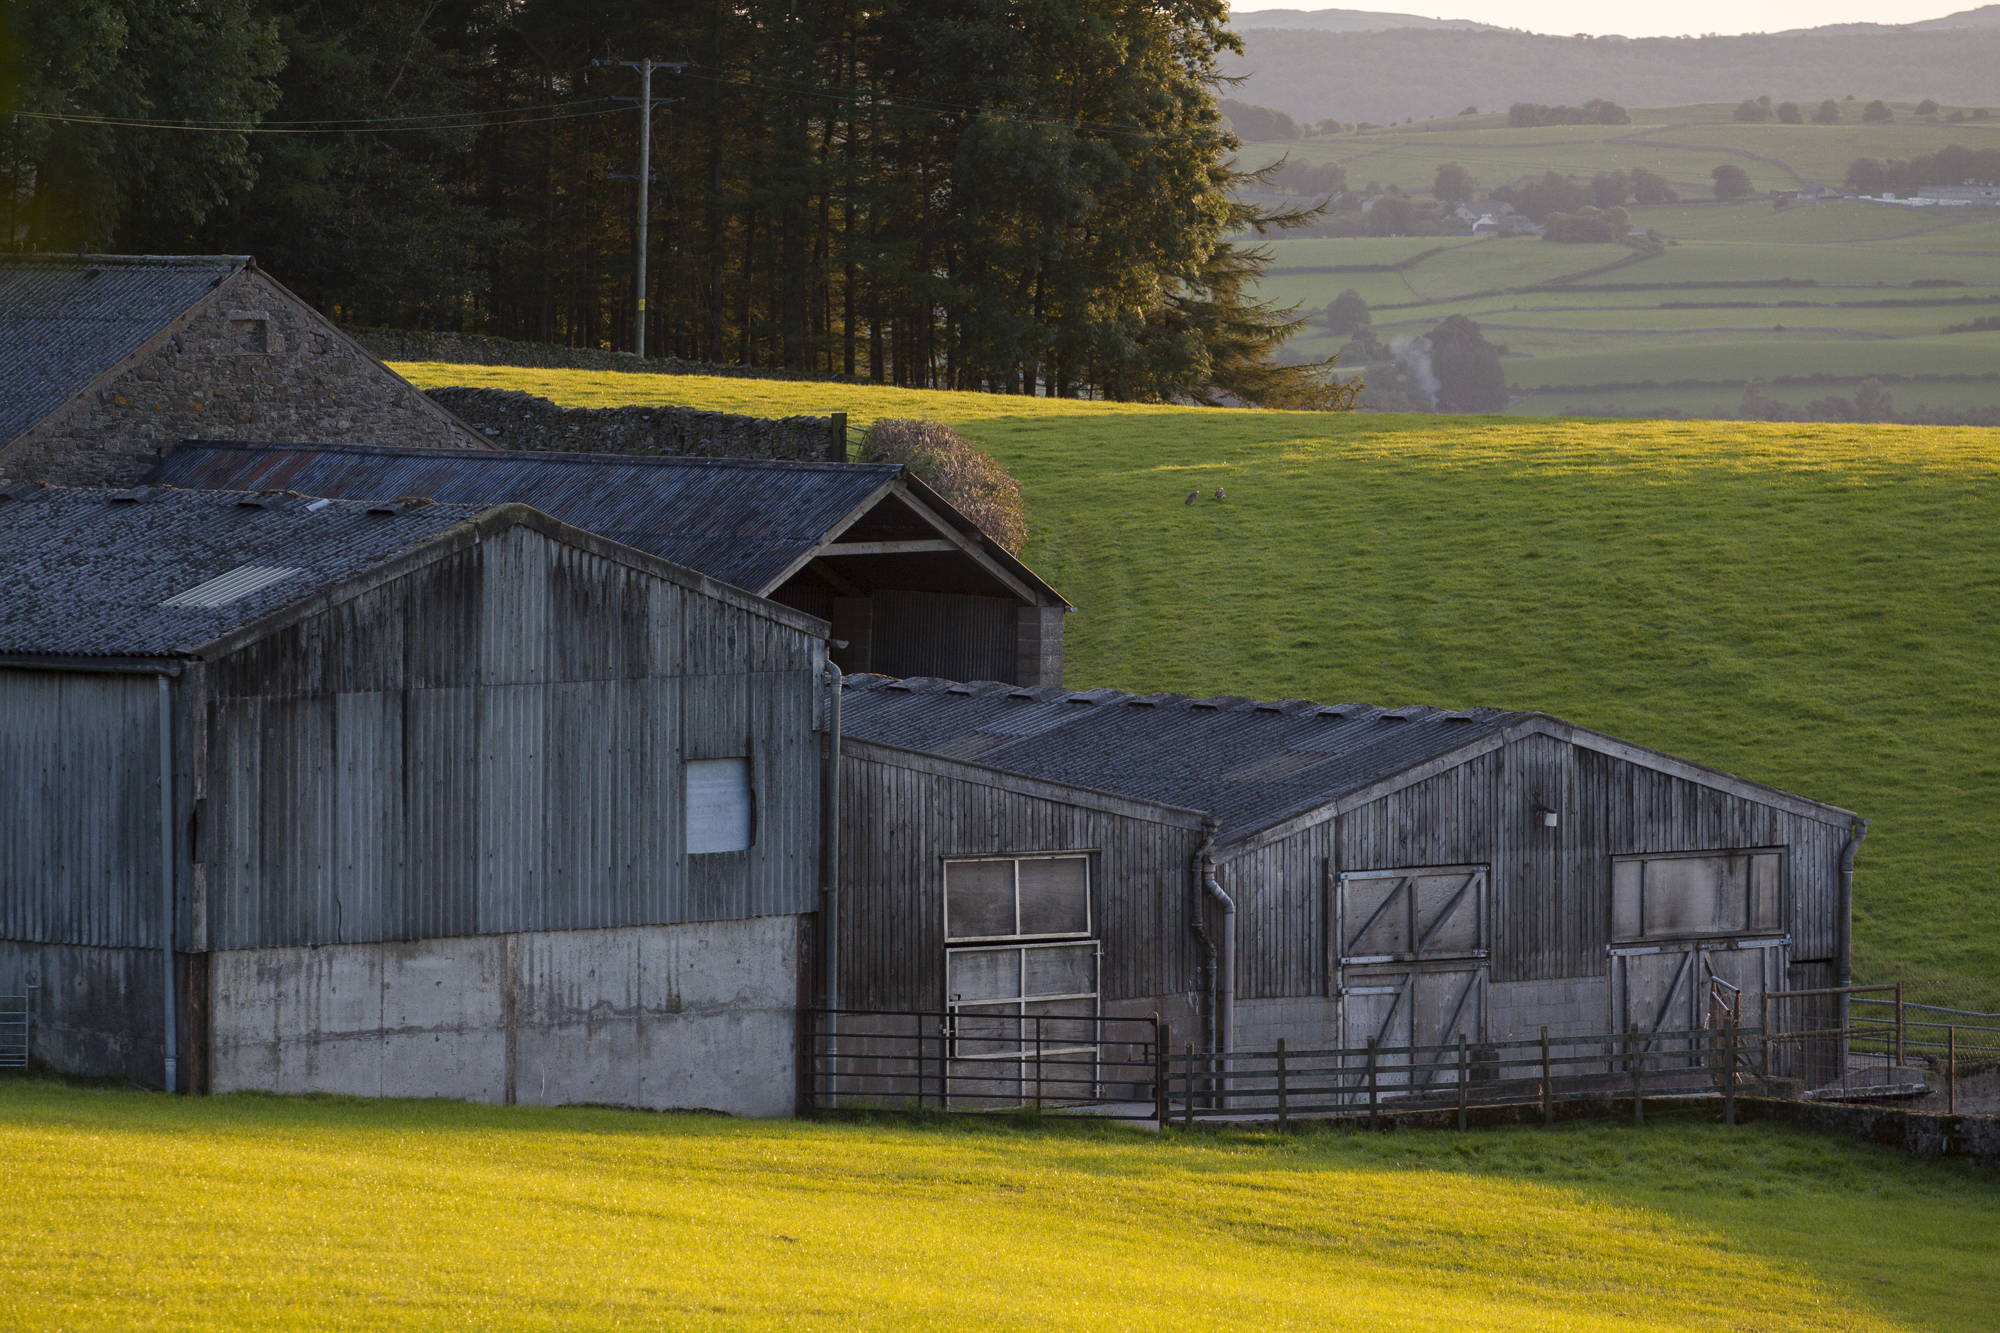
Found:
<box><xmin>2</xmin><ymin>0</ymin><xmax>1350</xmax><ymax>405</ymax></box>
<box><xmin>1845</xmin><ymin>145</ymin><xmax>2000</xmax><ymax>195</ymax></box>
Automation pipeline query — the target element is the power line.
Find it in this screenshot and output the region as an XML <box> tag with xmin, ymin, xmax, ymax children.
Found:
<box><xmin>11</xmin><ymin>99</ymin><xmax>629</xmax><ymax>135</ymax></box>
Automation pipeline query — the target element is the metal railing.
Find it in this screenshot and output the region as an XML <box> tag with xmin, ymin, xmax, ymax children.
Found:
<box><xmin>806</xmin><ymin>991</ymin><xmax>1998</xmax><ymax>1126</ymax></box>
<box><xmin>0</xmin><ymin>995</ymin><xmax>27</xmax><ymax>1070</ymax></box>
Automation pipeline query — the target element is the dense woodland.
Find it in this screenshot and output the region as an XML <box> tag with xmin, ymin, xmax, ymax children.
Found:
<box><xmin>1</xmin><ymin>1</ymin><xmax>1347</xmax><ymax>404</ymax></box>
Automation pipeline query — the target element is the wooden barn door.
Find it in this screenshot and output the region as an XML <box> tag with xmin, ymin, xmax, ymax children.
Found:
<box><xmin>1336</xmin><ymin>866</ymin><xmax>1489</xmax><ymax>1099</ymax></box>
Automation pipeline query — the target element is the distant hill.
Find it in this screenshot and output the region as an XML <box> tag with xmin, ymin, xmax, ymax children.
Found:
<box><xmin>1227</xmin><ymin>7</ymin><xmax>1506</xmax><ymax>33</ymax></box>
<box><xmin>1223</xmin><ymin>27</ymin><xmax>2000</xmax><ymax>124</ymax></box>
<box><xmin>1781</xmin><ymin>4</ymin><xmax>2000</xmax><ymax>32</ymax></box>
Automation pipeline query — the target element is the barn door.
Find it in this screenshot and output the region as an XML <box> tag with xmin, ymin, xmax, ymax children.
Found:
<box><xmin>1611</xmin><ymin>940</ymin><xmax>1784</xmax><ymax>1072</ymax></box>
<box><xmin>1337</xmin><ymin>867</ymin><xmax>1487</xmax><ymax>965</ymax></box>
<box><xmin>1340</xmin><ymin>966</ymin><xmax>1484</xmax><ymax>1097</ymax></box>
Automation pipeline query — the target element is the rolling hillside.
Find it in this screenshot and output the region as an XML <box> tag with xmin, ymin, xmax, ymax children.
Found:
<box><xmin>1</xmin><ymin>1083</ymin><xmax>1995</xmax><ymax>1332</ymax></box>
<box><xmin>394</xmin><ymin>364</ymin><xmax>2000</xmax><ymax>995</ymax></box>
<box><xmin>1232</xmin><ymin>104</ymin><xmax>2000</xmax><ymax>420</ymax></box>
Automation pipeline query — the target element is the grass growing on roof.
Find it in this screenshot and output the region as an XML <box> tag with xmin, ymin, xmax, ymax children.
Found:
<box><xmin>1</xmin><ymin>1080</ymin><xmax>1995</xmax><ymax>1332</ymax></box>
<box><xmin>399</xmin><ymin>363</ymin><xmax>2000</xmax><ymax>986</ymax></box>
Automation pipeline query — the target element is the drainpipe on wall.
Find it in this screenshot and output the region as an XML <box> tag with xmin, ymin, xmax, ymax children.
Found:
<box><xmin>1189</xmin><ymin>817</ymin><xmax>1234</xmax><ymax>1106</ymax></box>
<box><xmin>1837</xmin><ymin>818</ymin><xmax>1868</xmax><ymax>1040</ymax></box>
<box><xmin>157</xmin><ymin>672</ymin><xmax>177</xmax><ymax>1094</ymax></box>
<box><xmin>820</xmin><ymin>660</ymin><xmax>843</xmax><ymax>1084</ymax></box>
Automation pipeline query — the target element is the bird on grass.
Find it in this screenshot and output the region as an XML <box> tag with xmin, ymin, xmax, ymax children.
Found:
<box><xmin>1185</xmin><ymin>489</ymin><xmax>1199</xmax><ymax>505</ymax></box>
<box><xmin>1214</xmin><ymin>486</ymin><xmax>1227</xmax><ymax>502</ymax></box>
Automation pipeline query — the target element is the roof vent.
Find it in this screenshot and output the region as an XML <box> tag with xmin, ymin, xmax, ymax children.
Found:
<box><xmin>946</xmin><ymin>685</ymin><xmax>973</xmax><ymax>695</ymax></box>
<box><xmin>1317</xmin><ymin>706</ymin><xmax>1355</xmax><ymax>719</ymax></box>
<box><xmin>365</xmin><ymin>502</ymin><xmax>403</xmax><ymax>516</ymax></box>
<box><xmin>1126</xmin><ymin>698</ymin><xmax>1157</xmax><ymax>708</ymax></box>
<box><xmin>160</xmin><ymin>565</ymin><xmax>304</xmax><ymax>609</ymax></box>
<box><xmin>108</xmin><ymin>488</ymin><xmax>155</xmax><ymax>504</ymax></box>
<box><xmin>1443</xmin><ymin>710</ymin><xmax>1476</xmax><ymax>722</ymax></box>
<box><xmin>1008</xmin><ymin>690</ymin><xmax>1036</xmax><ymax>700</ymax></box>
<box><xmin>1254</xmin><ymin>703</ymin><xmax>1283</xmax><ymax>713</ymax></box>
<box><xmin>1191</xmin><ymin>701</ymin><xmax>1219</xmax><ymax>711</ymax></box>
<box><xmin>236</xmin><ymin>496</ymin><xmax>275</xmax><ymax>510</ymax></box>
<box><xmin>885</xmin><ymin>682</ymin><xmax>913</xmax><ymax>692</ymax></box>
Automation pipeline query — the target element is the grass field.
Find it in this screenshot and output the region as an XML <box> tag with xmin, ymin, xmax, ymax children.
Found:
<box><xmin>1231</xmin><ymin>104</ymin><xmax>2000</xmax><ymax>416</ymax></box>
<box><xmin>1</xmin><ymin>1081</ymin><xmax>1994</xmax><ymax>1331</ymax></box>
<box><xmin>397</xmin><ymin>363</ymin><xmax>2000</xmax><ymax>988</ymax></box>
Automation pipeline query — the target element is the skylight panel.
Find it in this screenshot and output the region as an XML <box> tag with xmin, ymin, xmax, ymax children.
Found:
<box><xmin>159</xmin><ymin>565</ymin><xmax>304</xmax><ymax>609</ymax></box>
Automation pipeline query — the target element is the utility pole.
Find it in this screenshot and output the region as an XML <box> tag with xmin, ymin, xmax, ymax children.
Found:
<box><xmin>595</xmin><ymin>57</ymin><xmax>685</xmax><ymax>359</ymax></box>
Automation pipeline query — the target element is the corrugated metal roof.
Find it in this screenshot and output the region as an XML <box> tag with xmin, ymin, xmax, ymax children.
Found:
<box><xmin>0</xmin><ymin>484</ymin><xmax>486</xmax><ymax>657</ymax></box>
<box><xmin>840</xmin><ymin>675</ymin><xmax>1528</xmax><ymax>844</ymax></box>
<box><xmin>151</xmin><ymin>441</ymin><xmax>901</xmax><ymax>595</ymax></box>
<box><xmin>0</xmin><ymin>255</ymin><xmax>249</xmax><ymax>445</ymax></box>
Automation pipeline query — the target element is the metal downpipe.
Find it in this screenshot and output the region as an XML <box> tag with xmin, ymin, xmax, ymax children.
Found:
<box><xmin>820</xmin><ymin>660</ymin><xmax>843</xmax><ymax>1095</ymax></box>
<box><xmin>1189</xmin><ymin>818</ymin><xmax>1234</xmax><ymax>1106</ymax></box>
<box><xmin>1837</xmin><ymin>819</ymin><xmax>1868</xmax><ymax>1040</ymax></box>
<box><xmin>157</xmin><ymin>673</ymin><xmax>177</xmax><ymax>1094</ymax></box>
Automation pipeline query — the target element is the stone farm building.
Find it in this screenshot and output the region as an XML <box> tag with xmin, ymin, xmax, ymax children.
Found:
<box><xmin>0</xmin><ymin>255</ymin><xmax>487</xmax><ymax>486</ymax></box>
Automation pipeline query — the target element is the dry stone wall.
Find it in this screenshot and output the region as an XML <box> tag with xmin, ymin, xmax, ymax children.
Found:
<box><xmin>352</xmin><ymin>327</ymin><xmax>847</xmax><ymax>383</ymax></box>
<box><xmin>426</xmin><ymin>386</ymin><xmax>846</xmax><ymax>462</ymax></box>
<box><xmin>3</xmin><ymin>269</ymin><xmax>487</xmax><ymax>487</ymax></box>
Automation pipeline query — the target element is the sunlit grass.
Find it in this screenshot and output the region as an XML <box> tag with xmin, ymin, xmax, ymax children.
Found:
<box><xmin>0</xmin><ymin>1081</ymin><xmax>1993</xmax><ymax>1331</ymax></box>
<box><xmin>397</xmin><ymin>363</ymin><xmax>2000</xmax><ymax>984</ymax></box>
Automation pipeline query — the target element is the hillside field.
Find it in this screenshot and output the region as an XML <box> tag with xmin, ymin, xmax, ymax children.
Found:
<box><xmin>399</xmin><ymin>364</ymin><xmax>2000</xmax><ymax>991</ymax></box>
<box><xmin>1</xmin><ymin>1081</ymin><xmax>1995</xmax><ymax>1331</ymax></box>
<box><xmin>1233</xmin><ymin>106</ymin><xmax>2000</xmax><ymax>418</ymax></box>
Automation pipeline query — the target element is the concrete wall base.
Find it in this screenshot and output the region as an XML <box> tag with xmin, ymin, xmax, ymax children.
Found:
<box><xmin>211</xmin><ymin>915</ymin><xmax>804</xmax><ymax>1117</ymax></box>
<box><xmin>0</xmin><ymin>940</ymin><xmax>164</xmax><ymax>1083</ymax></box>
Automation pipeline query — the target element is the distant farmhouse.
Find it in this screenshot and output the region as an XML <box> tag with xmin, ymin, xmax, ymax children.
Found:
<box><xmin>0</xmin><ymin>255</ymin><xmax>488</xmax><ymax>487</ymax></box>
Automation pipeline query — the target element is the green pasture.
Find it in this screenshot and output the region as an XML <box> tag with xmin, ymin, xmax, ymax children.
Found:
<box><xmin>1</xmin><ymin>1082</ymin><xmax>1995</xmax><ymax>1332</ymax></box>
<box><xmin>1630</xmin><ymin>200</ymin><xmax>1972</xmax><ymax>244</ymax></box>
<box><xmin>397</xmin><ymin>363</ymin><xmax>2000</xmax><ymax>985</ymax></box>
<box><xmin>1510</xmin><ymin>378</ymin><xmax>2000</xmax><ymax>418</ymax></box>
<box><xmin>1504</xmin><ymin>331</ymin><xmax>2000</xmax><ymax>388</ymax></box>
<box><xmin>1399</xmin><ymin>237</ymin><xmax>1634</xmax><ymax>299</ymax></box>
<box><xmin>1637</xmin><ymin>122</ymin><xmax>2000</xmax><ymax>189</ymax></box>
<box><xmin>1574</xmin><ymin>241</ymin><xmax>2000</xmax><ymax>288</ymax></box>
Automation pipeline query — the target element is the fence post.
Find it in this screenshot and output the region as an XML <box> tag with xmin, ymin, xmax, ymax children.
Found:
<box><xmin>1155</xmin><ymin>1017</ymin><xmax>1170</xmax><ymax>1129</ymax></box>
<box><xmin>1540</xmin><ymin>1025</ymin><xmax>1552</xmax><ymax>1127</ymax></box>
<box><xmin>1034</xmin><ymin>1018</ymin><xmax>1044</xmax><ymax>1112</ymax></box>
<box><xmin>1457</xmin><ymin>1034</ymin><xmax>1469</xmax><ymax>1131</ymax></box>
<box><xmin>1629</xmin><ymin>1024</ymin><xmax>1644</xmax><ymax>1126</ymax></box>
<box><xmin>1894</xmin><ymin>983</ymin><xmax>1905</xmax><ymax>1066</ymax></box>
<box><xmin>1948</xmin><ymin>1025</ymin><xmax>1956</xmax><ymax>1116</ymax></box>
<box><xmin>1276</xmin><ymin>1037</ymin><xmax>1289</xmax><ymax>1133</ymax></box>
<box><xmin>1366</xmin><ymin>1036</ymin><xmax>1379</xmax><ymax>1131</ymax></box>
<box><xmin>1723</xmin><ymin>1017</ymin><xmax>1737</xmax><ymax>1126</ymax></box>
<box><xmin>1184</xmin><ymin>1045</ymin><xmax>1195</xmax><ymax>1131</ymax></box>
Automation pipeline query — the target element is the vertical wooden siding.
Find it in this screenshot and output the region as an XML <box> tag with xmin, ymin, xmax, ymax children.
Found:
<box><xmin>1225</xmin><ymin>735</ymin><xmax>1850</xmax><ymax>996</ymax></box>
<box><xmin>203</xmin><ymin>528</ymin><xmax>822</xmax><ymax>951</ymax></box>
<box><xmin>0</xmin><ymin>670</ymin><xmax>162</xmax><ymax>948</ymax></box>
<box><xmin>838</xmin><ymin>748</ymin><xmax>1204</xmax><ymax>1011</ymax></box>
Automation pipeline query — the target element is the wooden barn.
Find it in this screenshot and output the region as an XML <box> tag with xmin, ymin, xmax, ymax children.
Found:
<box><xmin>830</xmin><ymin>676</ymin><xmax>1865</xmax><ymax>1074</ymax></box>
<box><xmin>0</xmin><ymin>482</ymin><xmax>826</xmax><ymax>1115</ymax></box>
<box><xmin>151</xmin><ymin>440</ymin><xmax>1070</xmax><ymax>687</ymax></box>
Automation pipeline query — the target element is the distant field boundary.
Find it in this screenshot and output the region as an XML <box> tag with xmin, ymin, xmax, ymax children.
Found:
<box><xmin>1267</xmin><ymin>242</ymin><xmax>1474</xmax><ymax>275</ymax></box>
<box><xmin>1516</xmin><ymin>370</ymin><xmax>2000</xmax><ymax>394</ymax></box>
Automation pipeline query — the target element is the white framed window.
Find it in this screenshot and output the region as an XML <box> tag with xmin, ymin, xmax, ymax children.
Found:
<box><xmin>944</xmin><ymin>854</ymin><xmax>1090</xmax><ymax>943</ymax></box>
<box><xmin>685</xmin><ymin>757</ymin><xmax>753</xmax><ymax>854</ymax></box>
<box><xmin>1612</xmin><ymin>849</ymin><xmax>1784</xmax><ymax>942</ymax></box>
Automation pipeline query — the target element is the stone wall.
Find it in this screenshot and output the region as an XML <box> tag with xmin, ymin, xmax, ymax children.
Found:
<box><xmin>1</xmin><ymin>268</ymin><xmax>488</xmax><ymax>488</ymax></box>
<box><xmin>209</xmin><ymin>915</ymin><xmax>807</xmax><ymax>1117</ymax></box>
<box><xmin>351</xmin><ymin>326</ymin><xmax>849</xmax><ymax>383</ymax></box>
<box><xmin>427</xmin><ymin>386</ymin><xmax>847</xmax><ymax>461</ymax></box>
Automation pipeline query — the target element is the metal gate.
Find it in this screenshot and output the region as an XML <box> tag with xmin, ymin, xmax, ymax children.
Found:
<box><xmin>1610</xmin><ymin>938</ymin><xmax>1784</xmax><ymax>1071</ymax></box>
<box><xmin>943</xmin><ymin>940</ymin><xmax>1100</xmax><ymax>1106</ymax></box>
<box><xmin>0</xmin><ymin>995</ymin><xmax>26</xmax><ymax>1069</ymax></box>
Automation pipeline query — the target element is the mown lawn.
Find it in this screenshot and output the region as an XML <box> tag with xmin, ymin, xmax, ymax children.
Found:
<box><xmin>0</xmin><ymin>1081</ymin><xmax>1993</xmax><ymax>1332</ymax></box>
<box><xmin>397</xmin><ymin>365</ymin><xmax>2000</xmax><ymax>988</ymax></box>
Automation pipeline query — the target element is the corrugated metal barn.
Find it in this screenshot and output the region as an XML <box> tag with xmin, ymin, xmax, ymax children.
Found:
<box><xmin>151</xmin><ymin>440</ymin><xmax>1071</xmax><ymax>687</ymax></box>
<box><xmin>0</xmin><ymin>482</ymin><xmax>826</xmax><ymax>1115</ymax></box>
<box><xmin>833</xmin><ymin>676</ymin><xmax>1865</xmax><ymax>1071</ymax></box>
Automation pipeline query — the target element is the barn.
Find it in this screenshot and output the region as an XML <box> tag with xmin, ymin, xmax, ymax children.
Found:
<box><xmin>828</xmin><ymin>675</ymin><xmax>1865</xmax><ymax>1083</ymax></box>
<box><xmin>151</xmin><ymin>440</ymin><xmax>1071</xmax><ymax>686</ymax></box>
<box><xmin>0</xmin><ymin>482</ymin><xmax>827</xmax><ymax>1115</ymax></box>
<box><xmin>0</xmin><ymin>255</ymin><xmax>488</xmax><ymax>486</ymax></box>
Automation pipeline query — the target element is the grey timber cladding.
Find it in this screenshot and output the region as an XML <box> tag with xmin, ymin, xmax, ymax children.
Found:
<box><xmin>837</xmin><ymin>739</ymin><xmax>1207</xmax><ymax>1012</ymax></box>
<box><xmin>0</xmin><ymin>486</ymin><xmax>485</xmax><ymax>657</ymax></box>
<box><xmin>0</xmin><ymin>671</ymin><xmax>166</xmax><ymax>948</ymax></box>
<box><xmin>199</xmin><ymin>525</ymin><xmax>824</xmax><ymax>951</ymax></box>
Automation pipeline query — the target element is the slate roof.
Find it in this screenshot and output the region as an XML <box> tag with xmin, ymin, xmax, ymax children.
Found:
<box><xmin>152</xmin><ymin>441</ymin><xmax>906</xmax><ymax>595</ymax></box>
<box><xmin>0</xmin><ymin>255</ymin><xmax>249</xmax><ymax>446</ymax></box>
<box><xmin>0</xmin><ymin>484</ymin><xmax>486</xmax><ymax>658</ymax></box>
<box><xmin>839</xmin><ymin>675</ymin><xmax>1529</xmax><ymax>844</ymax></box>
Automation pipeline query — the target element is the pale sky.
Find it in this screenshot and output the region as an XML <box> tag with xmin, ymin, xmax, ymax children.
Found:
<box><xmin>1228</xmin><ymin>1</ymin><xmax>1970</xmax><ymax>39</ymax></box>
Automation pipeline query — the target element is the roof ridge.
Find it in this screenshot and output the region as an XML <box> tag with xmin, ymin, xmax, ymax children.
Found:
<box><xmin>171</xmin><ymin>439</ymin><xmax>899</xmax><ymax>475</ymax></box>
<box><xmin>0</xmin><ymin>254</ymin><xmax>250</xmax><ymax>267</ymax></box>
